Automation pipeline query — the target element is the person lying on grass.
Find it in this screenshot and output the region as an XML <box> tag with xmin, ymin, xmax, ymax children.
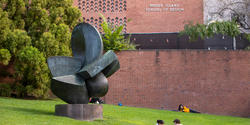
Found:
<box><xmin>178</xmin><ymin>104</ymin><xmax>200</xmax><ymax>113</ymax></box>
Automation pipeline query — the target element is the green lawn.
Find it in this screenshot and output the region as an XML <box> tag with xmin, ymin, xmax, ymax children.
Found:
<box><xmin>0</xmin><ymin>97</ymin><xmax>249</xmax><ymax>125</ymax></box>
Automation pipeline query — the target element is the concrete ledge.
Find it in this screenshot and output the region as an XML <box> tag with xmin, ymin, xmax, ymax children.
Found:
<box><xmin>55</xmin><ymin>104</ymin><xmax>103</xmax><ymax>121</ymax></box>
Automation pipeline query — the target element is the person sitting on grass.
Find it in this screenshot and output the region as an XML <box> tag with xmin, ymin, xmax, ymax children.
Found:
<box><xmin>156</xmin><ymin>120</ymin><xmax>164</xmax><ymax>125</ymax></box>
<box><xmin>89</xmin><ymin>97</ymin><xmax>104</xmax><ymax>104</ymax></box>
<box><xmin>178</xmin><ymin>104</ymin><xmax>200</xmax><ymax>113</ymax></box>
<box><xmin>173</xmin><ymin>119</ymin><xmax>182</xmax><ymax>125</ymax></box>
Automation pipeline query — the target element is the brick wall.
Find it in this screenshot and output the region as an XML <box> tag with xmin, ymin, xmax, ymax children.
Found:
<box><xmin>126</xmin><ymin>0</ymin><xmax>203</xmax><ymax>33</ymax></box>
<box><xmin>105</xmin><ymin>50</ymin><xmax>250</xmax><ymax>117</ymax></box>
<box><xmin>73</xmin><ymin>0</ymin><xmax>203</xmax><ymax>33</ymax></box>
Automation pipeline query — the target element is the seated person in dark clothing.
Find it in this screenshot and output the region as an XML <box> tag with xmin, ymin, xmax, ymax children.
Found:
<box><xmin>178</xmin><ymin>104</ymin><xmax>200</xmax><ymax>113</ymax></box>
<box><xmin>89</xmin><ymin>97</ymin><xmax>104</xmax><ymax>104</ymax></box>
<box><xmin>156</xmin><ymin>120</ymin><xmax>164</xmax><ymax>125</ymax></box>
<box><xmin>173</xmin><ymin>119</ymin><xmax>182</xmax><ymax>125</ymax></box>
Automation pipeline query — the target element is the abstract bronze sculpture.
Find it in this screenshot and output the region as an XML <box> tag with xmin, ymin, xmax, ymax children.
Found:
<box><xmin>47</xmin><ymin>23</ymin><xmax>120</xmax><ymax>120</ymax></box>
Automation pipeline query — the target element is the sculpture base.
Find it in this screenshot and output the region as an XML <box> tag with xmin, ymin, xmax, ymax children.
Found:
<box><xmin>55</xmin><ymin>104</ymin><xmax>103</xmax><ymax>121</ymax></box>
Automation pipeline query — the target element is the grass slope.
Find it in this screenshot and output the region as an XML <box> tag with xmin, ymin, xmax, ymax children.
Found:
<box><xmin>0</xmin><ymin>97</ymin><xmax>249</xmax><ymax>125</ymax></box>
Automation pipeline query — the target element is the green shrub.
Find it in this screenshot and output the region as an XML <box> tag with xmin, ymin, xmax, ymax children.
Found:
<box><xmin>4</xmin><ymin>29</ymin><xmax>32</xmax><ymax>55</ymax></box>
<box><xmin>11</xmin><ymin>83</ymin><xmax>26</xmax><ymax>98</ymax></box>
<box><xmin>180</xmin><ymin>21</ymin><xmax>240</xmax><ymax>41</ymax></box>
<box><xmin>0</xmin><ymin>49</ymin><xmax>11</xmax><ymax>65</ymax></box>
<box><xmin>15</xmin><ymin>46</ymin><xmax>50</xmax><ymax>98</ymax></box>
<box><xmin>0</xmin><ymin>8</ymin><xmax>12</xmax><ymax>44</ymax></box>
<box><xmin>0</xmin><ymin>83</ymin><xmax>12</xmax><ymax>97</ymax></box>
<box><xmin>180</xmin><ymin>20</ymin><xmax>250</xmax><ymax>49</ymax></box>
<box><xmin>100</xmin><ymin>14</ymin><xmax>136</xmax><ymax>51</ymax></box>
<box><xmin>0</xmin><ymin>0</ymin><xmax>82</xmax><ymax>98</ymax></box>
<box><xmin>244</xmin><ymin>34</ymin><xmax>250</xmax><ymax>42</ymax></box>
<box><xmin>34</xmin><ymin>32</ymin><xmax>60</xmax><ymax>58</ymax></box>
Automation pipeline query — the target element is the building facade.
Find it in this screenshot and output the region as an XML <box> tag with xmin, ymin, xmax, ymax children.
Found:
<box><xmin>73</xmin><ymin>0</ymin><xmax>203</xmax><ymax>33</ymax></box>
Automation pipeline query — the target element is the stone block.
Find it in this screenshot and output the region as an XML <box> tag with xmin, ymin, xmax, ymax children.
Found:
<box><xmin>55</xmin><ymin>104</ymin><xmax>103</xmax><ymax>121</ymax></box>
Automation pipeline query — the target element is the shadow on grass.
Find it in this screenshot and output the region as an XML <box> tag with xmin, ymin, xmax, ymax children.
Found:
<box><xmin>1</xmin><ymin>106</ymin><xmax>54</xmax><ymax>116</ymax></box>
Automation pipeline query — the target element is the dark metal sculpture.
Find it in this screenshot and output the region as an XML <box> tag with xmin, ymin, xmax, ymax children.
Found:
<box><xmin>47</xmin><ymin>23</ymin><xmax>120</xmax><ymax>104</ymax></box>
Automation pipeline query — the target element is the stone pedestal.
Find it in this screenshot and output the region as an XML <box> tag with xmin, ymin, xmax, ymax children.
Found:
<box><xmin>55</xmin><ymin>104</ymin><xmax>103</xmax><ymax>121</ymax></box>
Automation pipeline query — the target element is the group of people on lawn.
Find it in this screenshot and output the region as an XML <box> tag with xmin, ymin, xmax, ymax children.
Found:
<box><xmin>156</xmin><ymin>104</ymin><xmax>200</xmax><ymax>125</ymax></box>
<box><xmin>89</xmin><ymin>98</ymin><xmax>199</xmax><ymax>125</ymax></box>
<box><xmin>156</xmin><ymin>119</ymin><xmax>182</xmax><ymax>125</ymax></box>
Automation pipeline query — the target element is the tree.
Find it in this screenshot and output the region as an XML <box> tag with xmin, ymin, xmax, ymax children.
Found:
<box><xmin>181</xmin><ymin>21</ymin><xmax>241</xmax><ymax>41</ymax></box>
<box><xmin>0</xmin><ymin>0</ymin><xmax>82</xmax><ymax>98</ymax></box>
<box><xmin>204</xmin><ymin>0</ymin><xmax>250</xmax><ymax>33</ymax></box>
<box><xmin>181</xmin><ymin>0</ymin><xmax>250</xmax><ymax>49</ymax></box>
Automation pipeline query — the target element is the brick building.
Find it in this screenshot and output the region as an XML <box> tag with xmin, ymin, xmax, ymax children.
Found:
<box><xmin>73</xmin><ymin>0</ymin><xmax>203</xmax><ymax>33</ymax></box>
<box><xmin>72</xmin><ymin>0</ymin><xmax>250</xmax><ymax>117</ymax></box>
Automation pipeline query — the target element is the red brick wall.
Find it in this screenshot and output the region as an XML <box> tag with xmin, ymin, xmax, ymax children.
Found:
<box><xmin>105</xmin><ymin>50</ymin><xmax>250</xmax><ymax>117</ymax></box>
<box><xmin>126</xmin><ymin>0</ymin><xmax>203</xmax><ymax>33</ymax></box>
<box><xmin>73</xmin><ymin>0</ymin><xmax>203</xmax><ymax>33</ymax></box>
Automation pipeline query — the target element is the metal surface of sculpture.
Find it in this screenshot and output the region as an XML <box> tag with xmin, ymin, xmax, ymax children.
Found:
<box><xmin>47</xmin><ymin>23</ymin><xmax>120</xmax><ymax>104</ymax></box>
